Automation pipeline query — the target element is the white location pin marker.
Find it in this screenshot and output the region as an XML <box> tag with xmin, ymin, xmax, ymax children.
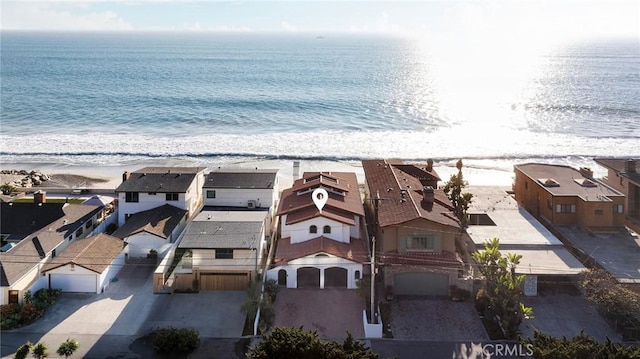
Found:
<box><xmin>312</xmin><ymin>188</ymin><xmax>328</xmax><ymax>212</ymax></box>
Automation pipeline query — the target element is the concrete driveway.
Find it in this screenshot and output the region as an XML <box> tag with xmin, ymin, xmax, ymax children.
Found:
<box><xmin>273</xmin><ymin>288</ymin><xmax>365</xmax><ymax>339</ymax></box>
<box><xmin>389</xmin><ymin>298</ymin><xmax>489</xmax><ymax>341</ymax></box>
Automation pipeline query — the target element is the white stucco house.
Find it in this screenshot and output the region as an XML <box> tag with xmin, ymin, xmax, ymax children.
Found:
<box><xmin>111</xmin><ymin>204</ymin><xmax>188</xmax><ymax>258</ymax></box>
<box><xmin>202</xmin><ymin>168</ymin><xmax>279</xmax><ymax>210</ymax></box>
<box><xmin>115</xmin><ymin>167</ymin><xmax>206</xmax><ymax>226</ymax></box>
<box><xmin>41</xmin><ymin>233</ymin><xmax>125</xmax><ymax>294</ymax></box>
<box><xmin>0</xmin><ymin>198</ymin><xmax>109</xmax><ymax>305</ymax></box>
<box><xmin>266</xmin><ymin>172</ymin><xmax>368</xmax><ymax>289</ymax></box>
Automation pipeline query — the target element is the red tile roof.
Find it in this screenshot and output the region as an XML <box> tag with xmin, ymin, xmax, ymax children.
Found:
<box><xmin>277</xmin><ymin>172</ymin><xmax>365</xmax><ymax>219</ymax></box>
<box><xmin>274</xmin><ymin>236</ymin><xmax>368</xmax><ymax>265</ymax></box>
<box><xmin>362</xmin><ymin>159</ymin><xmax>460</xmax><ymax>229</ymax></box>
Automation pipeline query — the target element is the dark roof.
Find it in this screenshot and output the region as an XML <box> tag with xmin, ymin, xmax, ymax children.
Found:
<box><xmin>42</xmin><ymin>234</ymin><xmax>125</xmax><ymax>274</ymax></box>
<box><xmin>179</xmin><ymin>221</ymin><xmax>263</xmax><ymax>249</ymax></box>
<box><xmin>274</xmin><ymin>236</ymin><xmax>368</xmax><ymax>265</ymax></box>
<box><xmin>204</xmin><ymin>169</ymin><xmax>278</xmax><ymax>189</ymax></box>
<box><xmin>362</xmin><ymin>159</ymin><xmax>460</xmax><ymax>229</ymax></box>
<box><xmin>115</xmin><ymin>167</ymin><xmax>205</xmax><ymax>193</ymax></box>
<box><xmin>0</xmin><ymin>203</ymin><xmax>102</xmax><ymax>286</ymax></box>
<box><xmin>111</xmin><ymin>204</ymin><xmax>187</xmax><ymax>239</ymax></box>
<box><xmin>277</xmin><ymin>172</ymin><xmax>365</xmax><ymax>220</ymax></box>
<box><xmin>1</xmin><ymin>203</ymin><xmax>66</xmax><ymax>241</ymax></box>
<box><xmin>594</xmin><ymin>158</ymin><xmax>640</xmax><ymax>184</ymax></box>
<box><xmin>515</xmin><ymin>163</ymin><xmax>624</xmax><ymax>201</ymax></box>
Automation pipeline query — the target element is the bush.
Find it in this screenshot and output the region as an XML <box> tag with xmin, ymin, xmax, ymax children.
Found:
<box><xmin>19</xmin><ymin>304</ymin><xmax>43</xmax><ymax>325</ymax></box>
<box><xmin>56</xmin><ymin>338</ymin><xmax>80</xmax><ymax>358</ymax></box>
<box><xmin>1</xmin><ymin>304</ymin><xmax>22</xmax><ymax>330</ymax></box>
<box><xmin>31</xmin><ymin>342</ymin><xmax>48</xmax><ymax>359</ymax></box>
<box><xmin>521</xmin><ymin>331</ymin><xmax>640</xmax><ymax>359</ymax></box>
<box><xmin>151</xmin><ymin>327</ymin><xmax>200</xmax><ymax>353</ymax></box>
<box><xmin>14</xmin><ymin>341</ymin><xmax>33</xmax><ymax>359</ymax></box>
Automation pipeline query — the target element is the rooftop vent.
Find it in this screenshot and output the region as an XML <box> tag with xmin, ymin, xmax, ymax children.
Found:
<box><xmin>574</xmin><ymin>178</ymin><xmax>597</xmax><ymax>187</ymax></box>
<box><xmin>538</xmin><ymin>178</ymin><xmax>560</xmax><ymax>187</ymax></box>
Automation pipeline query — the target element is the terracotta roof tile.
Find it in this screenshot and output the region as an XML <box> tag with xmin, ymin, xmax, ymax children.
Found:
<box><xmin>362</xmin><ymin>159</ymin><xmax>460</xmax><ymax>229</ymax></box>
<box><xmin>274</xmin><ymin>236</ymin><xmax>368</xmax><ymax>265</ymax></box>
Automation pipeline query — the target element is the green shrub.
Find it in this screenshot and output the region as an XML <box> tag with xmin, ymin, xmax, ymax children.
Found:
<box><xmin>56</xmin><ymin>338</ymin><xmax>80</xmax><ymax>358</ymax></box>
<box><xmin>151</xmin><ymin>327</ymin><xmax>200</xmax><ymax>353</ymax></box>
<box><xmin>31</xmin><ymin>342</ymin><xmax>48</xmax><ymax>359</ymax></box>
<box><xmin>19</xmin><ymin>304</ymin><xmax>43</xmax><ymax>325</ymax></box>
<box><xmin>1</xmin><ymin>304</ymin><xmax>22</xmax><ymax>330</ymax></box>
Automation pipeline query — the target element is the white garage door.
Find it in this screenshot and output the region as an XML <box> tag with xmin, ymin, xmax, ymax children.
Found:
<box><xmin>50</xmin><ymin>274</ymin><xmax>97</xmax><ymax>293</ymax></box>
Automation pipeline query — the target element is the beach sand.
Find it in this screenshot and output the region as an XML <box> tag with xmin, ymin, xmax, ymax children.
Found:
<box><xmin>0</xmin><ymin>158</ymin><xmax>515</xmax><ymax>191</ymax></box>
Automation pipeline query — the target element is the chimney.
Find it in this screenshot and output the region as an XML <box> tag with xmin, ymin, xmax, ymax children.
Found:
<box><xmin>34</xmin><ymin>190</ymin><xmax>46</xmax><ymax>204</ymax></box>
<box><xmin>293</xmin><ymin>161</ymin><xmax>300</xmax><ymax>181</ymax></box>
<box><xmin>122</xmin><ymin>171</ymin><xmax>130</xmax><ymax>182</ymax></box>
<box><xmin>625</xmin><ymin>159</ymin><xmax>636</xmax><ymax>173</ymax></box>
<box><xmin>426</xmin><ymin>158</ymin><xmax>434</xmax><ymax>172</ymax></box>
<box><xmin>579</xmin><ymin>167</ymin><xmax>593</xmax><ymax>178</ymax></box>
<box><xmin>422</xmin><ymin>186</ymin><xmax>435</xmax><ymax>205</ymax></box>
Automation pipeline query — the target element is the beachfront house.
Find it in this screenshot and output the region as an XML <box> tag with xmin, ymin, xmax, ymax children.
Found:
<box><xmin>115</xmin><ymin>167</ymin><xmax>206</xmax><ymax>226</ymax></box>
<box><xmin>362</xmin><ymin>159</ymin><xmax>467</xmax><ymax>297</ymax></box>
<box><xmin>593</xmin><ymin>158</ymin><xmax>640</xmax><ymax>233</ymax></box>
<box><xmin>513</xmin><ymin>163</ymin><xmax>625</xmax><ymax>232</ymax></box>
<box><xmin>0</xmin><ymin>197</ymin><xmax>106</xmax><ymax>305</ymax></box>
<box><xmin>111</xmin><ymin>204</ymin><xmax>188</xmax><ymax>259</ymax></box>
<box><xmin>266</xmin><ymin>172</ymin><xmax>368</xmax><ymax>289</ymax></box>
<box><xmin>173</xmin><ymin>211</ymin><xmax>267</xmax><ymax>291</ymax></box>
<box><xmin>40</xmin><ymin>233</ymin><xmax>125</xmax><ymax>294</ymax></box>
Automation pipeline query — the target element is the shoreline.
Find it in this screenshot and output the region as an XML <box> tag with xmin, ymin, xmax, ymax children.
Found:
<box><xmin>0</xmin><ymin>158</ymin><xmax>516</xmax><ymax>192</ymax></box>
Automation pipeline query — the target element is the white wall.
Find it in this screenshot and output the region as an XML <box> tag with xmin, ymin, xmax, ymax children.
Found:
<box><xmin>125</xmin><ymin>232</ymin><xmax>172</xmax><ymax>258</ymax></box>
<box><xmin>185</xmin><ymin>172</ymin><xmax>205</xmax><ymax>216</ymax></box>
<box><xmin>282</xmin><ymin>216</ymin><xmax>351</xmax><ymax>244</ymax></box>
<box><xmin>46</xmin><ymin>265</ymin><xmax>98</xmax><ymax>293</ymax></box>
<box><xmin>192</xmin><ymin>248</ymin><xmax>258</xmax><ymax>272</ymax></box>
<box><xmin>118</xmin><ymin>193</ymin><xmax>188</xmax><ymax>225</ymax></box>
<box><xmin>98</xmin><ymin>252</ymin><xmax>126</xmax><ymax>293</ymax></box>
<box><xmin>204</xmin><ymin>188</ymin><xmax>275</xmax><ymax>208</ymax></box>
<box><xmin>266</xmin><ymin>255</ymin><xmax>363</xmax><ymax>289</ymax></box>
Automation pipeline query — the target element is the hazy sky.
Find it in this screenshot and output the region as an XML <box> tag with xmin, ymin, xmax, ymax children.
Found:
<box><xmin>1</xmin><ymin>1</ymin><xmax>638</xmax><ymax>41</ymax></box>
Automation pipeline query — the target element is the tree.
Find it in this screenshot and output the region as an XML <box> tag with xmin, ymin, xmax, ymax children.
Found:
<box><xmin>443</xmin><ymin>159</ymin><xmax>473</xmax><ymax>226</ymax></box>
<box><xmin>56</xmin><ymin>338</ymin><xmax>80</xmax><ymax>358</ymax></box>
<box><xmin>472</xmin><ymin>238</ymin><xmax>533</xmax><ymax>339</ymax></box>
<box><xmin>31</xmin><ymin>343</ymin><xmax>48</xmax><ymax>359</ymax></box>
<box><xmin>14</xmin><ymin>342</ymin><xmax>33</xmax><ymax>359</ymax></box>
<box><xmin>1</xmin><ymin>183</ymin><xmax>16</xmax><ymax>195</ymax></box>
<box><xmin>248</xmin><ymin>327</ymin><xmax>378</xmax><ymax>359</ymax></box>
<box><xmin>521</xmin><ymin>330</ymin><xmax>640</xmax><ymax>359</ymax></box>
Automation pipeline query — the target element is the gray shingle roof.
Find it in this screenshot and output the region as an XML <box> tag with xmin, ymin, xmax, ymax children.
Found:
<box><xmin>111</xmin><ymin>204</ymin><xmax>187</xmax><ymax>239</ymax></box>
<box><xmin>204</xmin><ymin>170</ymin><xmax>278</xmax><ymax>189</ymax></box>
<box><xmin>116</xmin><ymin>167</ymin><xmax>204</xmax><ymax>193</ymax></box>
<box><xmin>41</xmin><ymin>233</ymin><xmax>124</xmax><ymax>274</ymax></box>
<box><xmin>178</xmin><ymin>221</ymin><xmax>262</xmax><ymax>249</ymax></box>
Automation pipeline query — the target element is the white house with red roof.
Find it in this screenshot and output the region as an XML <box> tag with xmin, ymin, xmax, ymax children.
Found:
<box><xmin>266</xmin><ymin>172</ymin><xmax>368</xmax><ymax>289</ymax></box>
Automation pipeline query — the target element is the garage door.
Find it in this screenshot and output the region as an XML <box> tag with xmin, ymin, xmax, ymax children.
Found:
<box><xmin>200</xmin><ymin>273</ymin><xmax>249</xmax><ymax>291</ymax></box>
<box><xmin>50</xmin><ymin>274</ymin><xmax>96</xmax><ymax>293</ymax></box>
<box><xmin>394</xmin><ymin>272</ymin><xmax>449</xmax><ymax>296</ymax></box>
<box><xmin>297</xmin><ymin>267</ymin><xmax>320</xmax><ymax>288</ymax></box>
<box><xmin>325</xmin><ymin>267</ymin><xmax>347</xmax><ymax>288</ymax></box>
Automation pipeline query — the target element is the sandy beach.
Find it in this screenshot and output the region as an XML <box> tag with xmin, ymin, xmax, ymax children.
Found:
<box><xmin>0</xmin><ymin>158</ymin><xmax>515</xmax><ymax>193</ymax></box>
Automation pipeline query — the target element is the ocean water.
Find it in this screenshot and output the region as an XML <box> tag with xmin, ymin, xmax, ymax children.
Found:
<box><xmin>1</xmin><ymin>32</ymin><xmax>638</xmax><ymax>176</ymax></box>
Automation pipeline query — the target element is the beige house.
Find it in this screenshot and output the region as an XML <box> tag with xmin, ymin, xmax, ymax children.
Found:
<box><xmin>362</xmin><ymin>159</ymin><xmax>467</xmax><ymax>297</ymax></box>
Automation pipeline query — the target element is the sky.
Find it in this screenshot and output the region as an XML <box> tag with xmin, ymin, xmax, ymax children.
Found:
<box><xmin>1</xmin><ymin>1</ymin><xmax>638</xmax><ymax>42</ymax></box>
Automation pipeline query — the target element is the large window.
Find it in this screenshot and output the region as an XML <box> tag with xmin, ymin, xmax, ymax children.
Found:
<box><xmin>206</xmin><ymin>190</ymin><xmax>216</xmax><ymax>199</ymax></box>
<box><xmin>407</xmin><ymin>235</ymin><xmax>436</xmax><ymax>251</ymax></box>
<box><xmin>125</xmin><ymin>192</ymin><xmax>139</xmax><ymax>203</ymax></box>
<box><xmin>215</xmin><ymin>249</ymin><xmax>233</xmax><ymax>259</ymax></box>
<box><xmin>309</xmin><ymin>225</ymin><xmax>317</xmax><ymax>234</ymax></box>
<box><xmin>166</xmin><ymin>193</ymin><xmax>179</xmax><ymax>201</ymax></box>
<box><xmin>614</xmin><ymin>204</ymin><xmax>624</xmax><ymax>214</ymax></box>
<box><xmin>556</xmin><ymin>204</ymin><xmax>576</xmax><ymax>213</ymax></box>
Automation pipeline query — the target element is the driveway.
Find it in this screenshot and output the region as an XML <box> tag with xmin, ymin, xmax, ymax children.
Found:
<box><xmin>520</xmin><ymin>288</ymin><xmax>621</xmax><ymax>341</ymax></box>
<box><xmin>143</xmin><ymin>291</ymin><xmax>248</xmax><ymax>338</ymax></box>
<box><xmin>273</xmin><ymin>288</ymin><xmax>365</xmax><ymax>339</ymax></box>
<box><xmin>389</xmin><ymin>298</ymin><xmax>489</xmax><ymax>341</ymax></box>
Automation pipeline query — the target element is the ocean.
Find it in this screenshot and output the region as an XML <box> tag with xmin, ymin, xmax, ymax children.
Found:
<box><xmin>1</xmin><ymin>32</ymin><xmax>638</xmax><ymax>180</ymax></box>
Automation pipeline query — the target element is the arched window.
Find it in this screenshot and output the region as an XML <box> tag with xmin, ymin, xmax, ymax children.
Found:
<box><xmin>355</xmin><ymin>270</ymin><xmax>361</xmax><ymax>280</ymax></box>
<box><xmin>309</xmin><ymin>225</ymin><xmax>317</xmax><ymax>234</ymax></box>
<box><xmin>323</xmin><ymin>225</ymin><xmax>331</xmax><ymax>234</ymax></box>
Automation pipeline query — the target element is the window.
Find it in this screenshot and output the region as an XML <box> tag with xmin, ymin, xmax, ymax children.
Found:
<box><xmin>215</xmin><ymin>249</ymin><xmax>233</xmax><ymax>259</ymax></box>
<box><xmin>595</xmin><ymin>209</ymin><xmax>604</xmax><ymax>215</ymax></box>
<box><xmin>407</xmin><ymin>236</ymin><xmax>436</xmax><ymax>251</ymax></box>
<box><xmin>556</xmin><ymin>204</ymin><xmax>576</xmax><ymax>213</ymax></box>
<box><xmin>85</xmin><ymin>219</ymin><xmax>93</xmax><ymax>229</ymax></box>
<box><xmin>206</xmin><ymin>190</ymin><xmax>216</xmax><ymax>199</ymax></box>
<box><xmin>75</xmin><ymin>228</ymin><xmax>83</xmax><ymax>238</ymax></box>
<box><xmin>355</xmin><ymin>270</ymin><xmax>361</xmax><ymax>280</ymax></box>
<box><xmin>8</xmin><ymin>290</ymin><xmax>19</xmax><ymax>304</ymax></box>
<box><xmin>166</xmin><ymin>193</ymin><xmax>179</xmax><ymax>201</ymax></box>
<box><xmin>51</xmin><ymin>249</ymin><xmax>56</xmax><ymax>258</ymax></box>
<box><xmin>309</xmin><ymin>225</ymin><xmax>317</xmax><ymax>234</ymax></box>
<box><xmin>125</xmin><ymin>192</ymin><xmax>139</xmax><ymax>203</ymax></box>
<box><xmin>323</xmin><ymin>225</ymin><xmax>331</xmax><ymax>234</ymax></box>
<box><xmin>614</xmin><ymin>204</ymin><xmax>624</xmax><ymax>214</ymax></box>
